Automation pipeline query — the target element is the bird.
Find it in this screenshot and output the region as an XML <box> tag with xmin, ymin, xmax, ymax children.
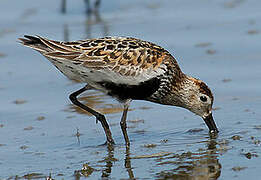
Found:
<box><xmin>18</xmin><ymin>35</ymin><xmax>219</xmax><ymax>146</ymax></box>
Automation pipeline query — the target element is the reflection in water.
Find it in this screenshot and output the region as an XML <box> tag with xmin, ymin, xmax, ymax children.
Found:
<box><xmin>61</xmin><ymin>0</ymin><xmax>108</xmax><ymax>42</ymax></box>
<box><xmin>125</xmin><ymin>146</ymin><xmax>135</xmax><ymax>179</ymax></box>
<box><xmin>100</xmin><ymin>145</ymin><xmax>116</xmax><ymax>178</ymax></box>
<box><xmin>61</xmin><ymin>0</ymin><xmax>66</xmax><ymax>14</ymax></box>
<box><xmin>61</xmin><ymin>0</ymin><xmax>101</xmax><ymax>14</ymax></box>
<box><xmin>74</xmin><ymin>138</ymin><xmax>220</xmax><ymax>179</ymax></box>
<box><xmin>85</xmin><ymin>0</ymin><xmax>101</xmax><ymax>14</ymax></box>
<box><xmin>74</xmin><ymin>145</ymin><xmax>136</xmax><ymax>179</ymax></box>
<box><xmin>156</xmin><ymin>139</ymin><xmax>221</xmax><ymax>179</ymax></box>
<box><xmin>66</xmin><ymin>90</ymin><xmax>124</xmax><ymax>115</ymax></box>
<box><xmin>84</xmin><ymin>7</ymin><xmax>109</xmax><ymax>39</ymax></box>
<box><xmin>63</xmin><ymin>24</ymin><xmax>69</xmax><ymax>42</ymax></box>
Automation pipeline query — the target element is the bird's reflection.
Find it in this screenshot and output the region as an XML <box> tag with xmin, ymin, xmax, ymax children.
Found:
<box><xmin>61</xmin><ymin>0</ymin><xmax>108</xmax><ymax>42</ymax></box>
<box><xmin>61</xmin><ymin>0</ymin><xmax>101</xmax><ymax>14</ymax></box>
<box><xmin>74</xmin><ymin>137</ymin><xmax>221</xmax><ymax>179</ymax></box>
<box><xmin>85</xmin><ymin>6</ymin><xmax>109</xmax><ymax>39</ymax></box>
<box><xmin>74</xmin><ymin>145</ymin><xmax>135</xmax><ymax>179</ymax></box>
<box><xmin>156</xmin><ymin>139</ymin><xmax>221</xmax><ymax>179</ymax></box>
<box><xmin>98</xmin><ymin>145</ymin><xmax>135</xmax><ymax>179</ymax></box>
<box><xmin>85</xmin><ymin>0</ymin><xmax>101</xmax><ymax>14</ymax></box>
<box><xmin>124</xmin><ymin>146</ymin><xmax>135</xmax><ymax>179</ymax></box>
<box><xmin>100</xmin><ymin>144</ymin><xmax>116</xmax><ymax>178</ymax></box>
<box><xmin>63</xmin><ymin>24</ymin><xmax>69</xmax><ymax>42</ymax></box>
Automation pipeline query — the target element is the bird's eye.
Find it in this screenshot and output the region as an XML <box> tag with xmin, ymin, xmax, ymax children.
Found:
<box><xmin>200</xmin><ymin>96</ymin><xmax>207</xmax><ymax>102</ymax></box>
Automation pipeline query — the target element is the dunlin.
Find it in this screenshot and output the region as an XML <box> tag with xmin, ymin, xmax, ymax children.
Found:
<box><xmin>19</xmin><ymin>35</ymin><xmax>218</xmax><ymax>146</ymax></box>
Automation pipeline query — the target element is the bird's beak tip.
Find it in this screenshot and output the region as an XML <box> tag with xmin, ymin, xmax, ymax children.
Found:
<box><xmin>203</xmin><ymin>113</ymin><xmax>219</xmax><ymax>133</ymax></box>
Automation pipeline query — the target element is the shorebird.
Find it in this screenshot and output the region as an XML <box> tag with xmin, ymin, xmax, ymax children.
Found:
<box><xmin>19</xmin><ymin>35</ymin><xmax>218</xmax><ymax>146</ymax></box>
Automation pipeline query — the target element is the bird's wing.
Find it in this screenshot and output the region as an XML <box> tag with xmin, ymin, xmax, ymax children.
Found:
<box><xmin>19</xmin><ymin>35</ymin><xmax>176</xmax><ymax>85</ymax></box>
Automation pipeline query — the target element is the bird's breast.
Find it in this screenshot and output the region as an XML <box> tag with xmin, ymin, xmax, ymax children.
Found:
<box><xmin>98</xmin><ymin>77</ymin><xmax>161</xmax><ymax>101</ymax></box>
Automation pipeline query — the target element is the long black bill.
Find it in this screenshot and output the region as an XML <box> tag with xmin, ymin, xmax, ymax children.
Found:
<box><xmin>203</xmin><ymin>113</ymin><xmax>219</xmax><ymax>133</ymax></box>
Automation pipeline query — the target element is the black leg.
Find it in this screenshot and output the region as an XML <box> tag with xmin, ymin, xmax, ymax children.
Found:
<box><xmin>120</xmin><ymin>100</ymin><xmax>131</xmax><ymax>146</ymax></box>
<box><xmin>69</xmin><ymin>85</ymin><xmax>115</xmax><ymax>145</ymax></box>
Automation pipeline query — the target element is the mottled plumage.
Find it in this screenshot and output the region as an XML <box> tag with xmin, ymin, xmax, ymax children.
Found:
<box><xmin>19</xmin><ymin>35</ymin><xmax>218</xmax><ymax>146</ymax></box>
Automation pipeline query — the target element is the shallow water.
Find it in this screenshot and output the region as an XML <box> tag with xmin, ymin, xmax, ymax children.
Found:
<box><xmin>0</xmin><ymin>0</ymin><xmax>261</xmax><ymax>179</ymax></box>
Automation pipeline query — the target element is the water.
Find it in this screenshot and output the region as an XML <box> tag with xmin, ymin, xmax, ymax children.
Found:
<box><xmin>0</xmin><ymin>0</ymin><xmax>261</xmax><ymax>179</ymax></box>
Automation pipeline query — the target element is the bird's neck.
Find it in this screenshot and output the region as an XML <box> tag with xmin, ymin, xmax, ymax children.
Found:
<box><xmin>146</xmin><ymin>69</ymin><xmax>187</xmax><ymax>105</ymax></box>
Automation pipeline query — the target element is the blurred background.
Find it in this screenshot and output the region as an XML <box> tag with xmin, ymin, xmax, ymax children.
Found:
<box><xmin>0</xmin><ymin>0</ymin><xmax>261</xmax><ymax>179</ymax></box>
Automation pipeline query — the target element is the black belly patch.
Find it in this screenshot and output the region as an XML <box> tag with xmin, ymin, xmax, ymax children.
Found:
<box><xmin>98</xmin><ymin>77</ymin><xmax>161</xmax><ymax>101</ymax></box>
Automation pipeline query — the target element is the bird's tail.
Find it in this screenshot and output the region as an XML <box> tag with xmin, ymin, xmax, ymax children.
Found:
<box><xmin>18</xmin><ymin>35</ymin><xmax>51</xmax><ymax>53</ymax></box>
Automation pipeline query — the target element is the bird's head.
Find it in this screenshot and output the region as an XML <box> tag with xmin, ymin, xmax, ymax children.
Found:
<box><xmin>167</xmin><ymin>76</ymin><xmax>219</xmax><ymax>133</ymax></box>
<box><xmin>189</xmin><ymin>78</ymin><xmax>218</xmax><ymax>133</ymax></box>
